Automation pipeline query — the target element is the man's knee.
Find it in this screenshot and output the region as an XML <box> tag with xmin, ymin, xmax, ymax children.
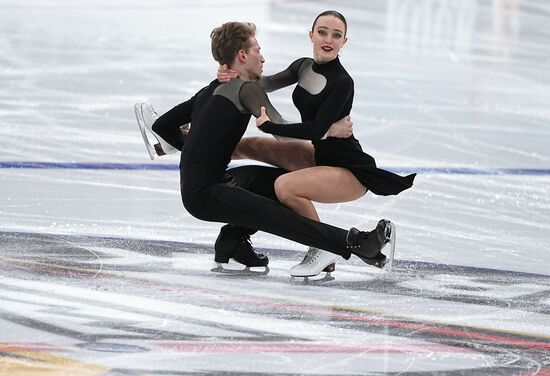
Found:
<box><xmin>234</xmin><ymin>137</ymin><xmax>260</xmax><ymax>159</ymax></box>
<box><xmin>182</xmin><ymin>195</ymin><xmax>211</xmax><ymax>221</ymax></box>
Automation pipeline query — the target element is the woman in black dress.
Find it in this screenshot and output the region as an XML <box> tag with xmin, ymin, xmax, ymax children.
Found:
<box><xmin>232</xmin><ymin>11</ymin><xmax>416</xmax><ymax>278</ymax></box>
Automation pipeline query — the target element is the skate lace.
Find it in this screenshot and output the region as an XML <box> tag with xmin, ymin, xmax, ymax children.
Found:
<box><xmin>146</xmin><ymin>104</ymin><xmax>158</xmax><ymax>120</ymax></box>
<box><xmin>150</xmin><ymin>108</ymin><xmax>158</xmax><ymax>120</ymax></box>
<box><xmin>241</xmin><ymin>235</ymin><xmax>254</xmax><ymax>251</ymax></box>
<box><xmin>298</xmin><ymin>248</ymin><xmax>319</xmax><ymax>266</ymax></box>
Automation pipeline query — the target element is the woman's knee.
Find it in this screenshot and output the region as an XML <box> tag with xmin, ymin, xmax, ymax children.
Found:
<box><xmin>274</xmin><ymin>175</ymin><xmax>295</xmax><ymax>204</ymax></box>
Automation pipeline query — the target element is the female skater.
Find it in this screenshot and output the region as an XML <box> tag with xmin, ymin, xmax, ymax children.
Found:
<box><xmin>220</xmin><ymin>10</ymin><xmax>416</xmax><ymax>279</ymax></box>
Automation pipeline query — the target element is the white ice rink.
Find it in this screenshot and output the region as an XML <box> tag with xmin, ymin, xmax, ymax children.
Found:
<box><xmin>1</xmin><ymin>0</ymin><xmax>549</xmax><ymax>375</ymax></box>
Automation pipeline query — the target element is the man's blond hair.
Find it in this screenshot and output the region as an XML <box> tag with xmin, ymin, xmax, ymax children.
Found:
<box><xmin>210</xmin><ymin>22</ymin><xmax>257</xmax><ymax>66</ymax></box>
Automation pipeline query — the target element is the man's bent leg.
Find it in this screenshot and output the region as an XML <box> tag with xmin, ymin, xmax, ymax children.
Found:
<box><xmin>212</xmin><ymin>165</ymin><xmax>286</xmax><ymax>269</ymax></box>
<box><xmin>232</xmin><ymin>137</ymin><xmax>315</xmax><ymax>172</ymax></box>
<box><xmin>183</xmin><ymin>167</ymin><xmax>390</xmax><ymax>265</ymax></box>
<box><xmin>203</xmin><ymin>174</ymin><xmax>351</xmax><ymax>259</ymax></box>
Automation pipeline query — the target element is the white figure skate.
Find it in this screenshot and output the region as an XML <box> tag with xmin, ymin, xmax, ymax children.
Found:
<box><xmin>134</xmin><ymin>102</ymin><xmax>178</xmax><ymax>159</ymax></box>
<box><xmin>290</xmin><ymin>248</ymin><xmax>338</xmax><ymax>283</ymax></box>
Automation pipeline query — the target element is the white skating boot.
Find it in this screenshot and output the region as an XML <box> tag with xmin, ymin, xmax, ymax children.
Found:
<box><xmin>290</xmin><ymin>247</ymin><xmax>338</xmax><ymax>283</ymax></box>
<box><xmin>134</xmin><ymin>102</ymin><xmax>178</xmax><ymax>159</ymax></box>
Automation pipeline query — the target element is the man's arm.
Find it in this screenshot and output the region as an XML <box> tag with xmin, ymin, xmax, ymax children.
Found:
<box><xmin>152</xmin><ymin>87</ymin><xmax>207</xmax><ymax>150</ymax></box>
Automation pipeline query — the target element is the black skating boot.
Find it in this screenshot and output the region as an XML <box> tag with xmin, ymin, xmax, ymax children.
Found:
<box><xmin>211</xmin><ymin>225</ymin><xmax>269</xmax><ymax>275</ymax></box>
<box><xmin>346</xmin><ymin>219</ymin><xmax>396</xmax><ymax>270</ymax></box>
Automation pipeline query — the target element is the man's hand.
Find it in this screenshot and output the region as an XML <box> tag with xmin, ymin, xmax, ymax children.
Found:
<box><xmin>327</xmin><ymin>115</ymin><xmax>353</xmax><ymax>138</ymax></box>
<box><xmin>256</xmin><ymin>106</ymin><xmax>270</xmax><ymax>127</ymax></box>
<box><xmin>180</xmin><ymin>123</ymin><xmax>190</xmax><ymax>136</ymax></box>
<box><xmin>217</xmin><ymin>64</ymin><xmax>240</xmax><ymax>83</ymax></box>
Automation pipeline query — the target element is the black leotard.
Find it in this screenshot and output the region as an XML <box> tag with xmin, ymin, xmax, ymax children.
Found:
<box><xmin>258</xmin><ymin>57</ymin><xmax>416</xmax><ymax>196</ymax></box>
<box><xmin>151</xmin><ymin>78</ymin><xmax>355</xmax><ymax>258</ymax></box>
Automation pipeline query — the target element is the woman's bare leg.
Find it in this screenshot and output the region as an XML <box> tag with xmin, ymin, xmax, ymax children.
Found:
<box><xmin>274</xmin><ymin>166</ymin><xmax>367</xmax><ymax>220</ymax></box>
<box><xmin>232</xmin><ymin>137</ymin><xmax>315</xmax><ymax>172</ymax></box>
<box><xmin>276</xmin><ymin>166</ymin><xmax>365</xmax><ymax>278</ymax></box>
<box><xmin>233</xmin><ymin>138</ymin><xmax>360</xmax><ymax>277</ymax></box>
<box><xmin>233</xmin><ymin>138</ymin><xmax>365</xmax><ymax>220</ymax></box>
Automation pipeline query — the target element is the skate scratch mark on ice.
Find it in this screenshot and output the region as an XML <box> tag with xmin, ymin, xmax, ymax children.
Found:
<box><xmin>0</xmin><ymin>256</ymin><xmax>105</xmax><ymax>280</ymax></box>
<box><xmin>2</xmin><ymin>161</ymin><xmax>550</xmax><ymax>175</ymax></box>
<box><xmin>156</xmin><ymin>342</ymin><xmax>474</xmax><ymax>354</ymax></box>
<box><xmin>2</xmin><ymin>255</ymin><xmax>549</xmax><ymax>349</ymax></box>
<box><xmin>43</xmin><ymin>234</ymin><xmax>103</xmax><ymax>279</ymax></box>
<box><xmin>115</xmin><ymin>275</ymin><xmax>550</xmax><ymax>350</ymax></box>
<box><xmin>221</xmin><ymin>295</ymin><xmax>550</xmax><ymax>351</ymax></box>
<box><xmin>160</xmin><ymin>274</ymin><xmax>550</xmax><ymax>347</ymax></box>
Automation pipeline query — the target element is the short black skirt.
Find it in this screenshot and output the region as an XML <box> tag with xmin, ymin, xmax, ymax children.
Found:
<box><xmin>314</xmin><ymin>137</ymin><xmax>416</xmax><ymax>196</ymax></box>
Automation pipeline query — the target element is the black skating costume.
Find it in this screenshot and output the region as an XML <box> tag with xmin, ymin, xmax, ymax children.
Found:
<box><xmin>258</xmin><ymin>57</ymin><xmax>416</xmax><ymax>195</ymax></box>
<box><xmin>151</xmin><ymin>78</ymin><xmax>379</xmax><ymax>260</ymax></box>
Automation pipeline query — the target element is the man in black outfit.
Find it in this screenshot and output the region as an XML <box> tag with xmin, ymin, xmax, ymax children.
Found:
<box><xmin>151</xmin><ymin>22</ymin><xmax>391</xmax><ymax>273</ymax></box>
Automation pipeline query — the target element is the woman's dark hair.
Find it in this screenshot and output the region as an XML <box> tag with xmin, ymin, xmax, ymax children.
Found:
<box><xmin>312</xmin><ymin>10</ymin><xmax>347</xmax><ymax>36</ymax></box>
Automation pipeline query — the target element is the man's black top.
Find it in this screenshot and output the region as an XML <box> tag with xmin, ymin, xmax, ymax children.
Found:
<box><xmin>153</xmin><ymin>78</ymin><xmax>286</xmax><ymax>181</ymax></box>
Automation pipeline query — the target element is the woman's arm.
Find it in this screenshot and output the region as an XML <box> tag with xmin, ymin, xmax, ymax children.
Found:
<box><xmin>256</xmin><ymin>58</ymin><xmax>307</xmax><ymax>92</ymax></box>
<box><xmin>256</xmin><ymin>78</ymin><xmax>353</xmax><ymax>141</ymax></box>
<box><xmin>217</xmin><ymin>58</ymin><xmax>308</xmax><ymax>92</ymax></box>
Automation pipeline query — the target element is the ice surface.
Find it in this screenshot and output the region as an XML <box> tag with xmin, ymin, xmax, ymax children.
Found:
<box><xmin>1</xmin><ymin>0</ymin><xmax>549</xmax><ymax>374</ymax></box>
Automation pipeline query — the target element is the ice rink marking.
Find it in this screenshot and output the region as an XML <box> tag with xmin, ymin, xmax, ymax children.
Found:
<box><xmin>1</xmin><ymin>161</ymin><xmax>550</xmax><ymax>175</ymax></box>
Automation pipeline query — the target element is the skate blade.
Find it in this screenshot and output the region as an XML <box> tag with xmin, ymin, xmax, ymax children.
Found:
<box><xmin>290</xmin><ymin>272</ymin><xmax>335</xmax><ymax>285</ymax></box>
<box><xmin>134</xmin><ymin>103</ymin><xmax>156</xmax><ymax>160</ymax></box>
<box><xmin>384</xmin><ymin>222</ymin><xmax>396</xmax><ymax>272</ymax></box>
<box><xmin>211</xmin><ymin>263</ymin><xmax>270</xmax><ymax>276</ymax></box>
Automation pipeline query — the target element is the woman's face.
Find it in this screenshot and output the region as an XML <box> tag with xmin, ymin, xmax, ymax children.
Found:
<box><xmin>309</xmin><ymin>15</ymin><xmax>347</xmax><ymax>64</ymax></box>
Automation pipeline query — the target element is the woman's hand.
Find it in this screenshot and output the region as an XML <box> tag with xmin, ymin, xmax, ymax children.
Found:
<box><xmin>256</xmin><ymin>106</ymin><xmax>271</xmax><ymax>127</ymax></box>
<box><xmin>217</xmin><ymin>64</ymin><xmax>240</xmax><ymax>83</ymax></box>
<box><xmin>327</xmin><ymin>115</ymin><xmax>353</xmax><ymax>138</ymax></box>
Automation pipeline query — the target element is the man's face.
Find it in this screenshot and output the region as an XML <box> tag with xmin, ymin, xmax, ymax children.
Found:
<box><xmin>243</xmin><ymin>37</ymin><xmax>264</xmax><ymax>80</ymax></box>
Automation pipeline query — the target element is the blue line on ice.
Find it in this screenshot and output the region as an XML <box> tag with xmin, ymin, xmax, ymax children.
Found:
<box><xmin>1</xmin><ymin>161</ymin><xmax>549</xmax><ymax>175</ymax></box>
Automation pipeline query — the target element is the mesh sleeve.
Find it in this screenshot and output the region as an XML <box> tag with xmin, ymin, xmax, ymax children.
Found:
<box><xmin>239</xmin><ymin>81</ymin><xmax>288</xmax><ymax>124</ymax></box>
<box><xmin>256</xmin><ymin>58</ymin><xmax>307</xmax><ymax>92</ymax></box>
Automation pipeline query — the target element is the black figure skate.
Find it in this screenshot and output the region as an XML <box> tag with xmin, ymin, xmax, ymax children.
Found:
<box><xmin>211</xmin><ymin>225</ymin><xmax>269</xmax><ymax>276</ymax></box>
<box><xmin>346</xmin><ymin>219</ymin><xmax>396</xmax><ymax>271</ymax></box>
